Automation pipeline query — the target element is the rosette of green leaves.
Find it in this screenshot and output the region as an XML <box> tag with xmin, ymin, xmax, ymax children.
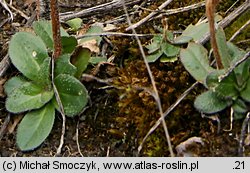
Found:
<box><xmin>5</xmin><ymin>21</ymin><xmax>90</xmax><ymax>151</ymax></box>
<box><xmin>180</xmin><ymin>27</ymin><xmax>250</xmax><ymax>119</ymax></box>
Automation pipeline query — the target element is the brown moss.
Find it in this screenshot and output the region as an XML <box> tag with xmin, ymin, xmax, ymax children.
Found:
<box><xmin>112</xmin><ymin>60</ymin><xmax>197</xmax><ymax>156</ymax></box>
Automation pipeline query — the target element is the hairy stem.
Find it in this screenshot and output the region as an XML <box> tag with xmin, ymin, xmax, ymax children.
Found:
<box><xmin>50</xmin><ymin>0</ymin><xmax>62</xmax><ymax>59</ymax></box>
<box><xmin>206</xmin><ymin>0</ymin><xmax>223</xmax><ymax>69</ymax></box>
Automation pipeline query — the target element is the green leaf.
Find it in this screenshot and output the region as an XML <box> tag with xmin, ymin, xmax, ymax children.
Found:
<box><xmin>146</xmin><ymin>35</ymin><xmax>162</xmax><ymax>54</ymax></box>
<box><xmin>232</xmin><ymin>99</ymin><xmax>247</xmax><ymax>120</ymax></box>
<box><xmin>240</xmin><ymin>78</ymin><xmax>250</xmax><ymax>102</ymax></box>
<box><xmin>227</xmin><ymin>42</ymin><xmax>249</xmax><ymax>87</ymax></box>
<box><xmin>6</xmin><ymin>81</ymin><xmax>54</xmax><ymax>113</ymax></box>
<box><xmin>33</xmin><ymin>20</ymin><xmax>69</xmax><ymax>50</ymax></box>
<box><xmin>227</xmin><ymin>42</ymin><xmax>246</xmax><ymax>63</ymax></box>
<box><xmin>232</xmin><ymin>99</ymin><xmax>248</xmax><ymax>114</ymax></box>
<box><xmin>79</xmin><ymin>25</ymin><xmax>103</xmax><ymax>45</ymax></box>
<box><xmin>17</xmin><ymin>103</ymin><xmax>55</xmax><ymax>151</ymax></box>
<box><xmin>89</xmin><ymin>56</ymin><xmax>107</xmax><ymax>64</ymax></box>
<box><xmin>161</xmin><ymin>42</ymin><xmax>180</xmax><ymax>57</ymax></box>
<box><xmin>194</xmin><ymin>90</ymin><xmax>231</xmax><ymax>114</ymax></box>
<box><xmin>8</xmin><ymin>32</ymin><xmax>49</xmax><ymax>81</ymax></box>
<box><xmin>146</xmin><ymin>50</ymin><xmax>163</xmax><ymax>63</ymax></box>
<box><xmin>54</xmin><ymin>54</ymin><xmax>77</xmax><ymax>77</ymax></box>
<box><xmin>206</xmin><ymin>71</ymin><xmax>238</xmax><ymax>99</ymax></box>
<box><xmin>71</xmin><ymin>48</ymin><xmax>91</xmax><ymax>79</ymax></box>
<box><xmin>66</xmin><ymin>18</ymin><xmax>82</xmax><ymax>31</ymax></box>
<box><xmin>36</xmin><ymin>58</ymin><xmax>51</xmax><ymax>88</ymax></box>
<box><xmin>215</xmin><ymin>27</ymin><xmax>232</xmax><ymax>69</ymax></box>
<box><xmin>160</xmin><ymin>55</ymin><xmax>177</xmax><ymax>63</ymax></box>
<box><xmin>180</xmin><ymin>42</ymin><xmax>214</xmax><ymax>84</ymax></box>
<box><xmin>54</xmin><ymin>74</ymin><xmax>88</xmax><ymax>116</ymax></box>
<box><xmin>173</xmin><ymin>36</ymin><xmax>192</xmax><ymax>45</ymax></box>
<box><xmin>176</xmin><ymin>23</ymin><xmax>209</xmax><ymax>42</ymax></box>
<box><xmin>4</xmin><ymin>76</ymin><xmax>27</xmax><ymax>96</ymax></box>
<box><xmin>61</xmin><ymin>36</ymin><xmax>77</xmax><ymax>54</ymax></box>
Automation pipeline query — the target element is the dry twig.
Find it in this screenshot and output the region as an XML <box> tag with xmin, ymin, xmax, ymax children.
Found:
<box><xmin>126</xmin><ymin>0</ymin><xmax>173</xmax><ymax>31</ymax></box>
<box><xmin>60</xmin><ymin>0</ymin><xmax>141</xmax><ymax>22</ymax></box>
<box><xmin>122</xmin><ymin>0</ymin><xmax>174</xmax><ymax>156</ymax></box>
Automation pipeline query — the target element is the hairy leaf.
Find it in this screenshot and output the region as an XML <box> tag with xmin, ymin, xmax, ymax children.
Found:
<box><xmin>54</xmin><ymin>54</ymin><xmax>77</xmax><ymax>77</ymax></box>
<box><xmin>194</xmin><ymin>90</ymin><xmax>231</xmax><ymax>114</ymax></box>
<box><xmin>180</xmin><ymin>42</ymin><xmax>214</xmax><ymax>84</ymax></box>
<box><xmin>17</xmin><ymin>103</ymin><xmax>55</xmax><ymax>151</ymax></box>
<box><xmin>4</xmin><ymin>76</ymin><xmax>27</xmax><ymax>96</ymax></box>
<box><xmin>206</xmin><ymin>70</ymin><xmax>238</xmax><ymax>99</ymax></box>
<box><xmin>8</xmin><ymin>32</ymin><xmax>48</xmax><ymax>81</ymax></box>
<box><xmin>6</xmin><ymin>81</ymin><xmax>54</xmax><ymax>113</ymax></box>
<box><xmin>33</xmin><ymin>20</ymin><xmax>68</xmax><ymax>50</ymax></box>
<box><xmin>215</xmin><ymin>27</ymin><xmax>232</xmax><ymax>69</ymax></box>
<box><xmin>240</xmin><ymin>78</ymin><xmax>250</xmax><ymax>102</ymax></box>
<box><xmin>176</xmin><ymin>23</ymin><xmax>209</xmax><ymax>42</ymax></box>
<box><xmin>54</xmin><ymin>74</ymin><xmax>88</xmax><ymax>116</ymax></box>
<box><xmin>146</xmin><ymin>50</ymin><xmax>163</xmax><ymax>63</ymax></box>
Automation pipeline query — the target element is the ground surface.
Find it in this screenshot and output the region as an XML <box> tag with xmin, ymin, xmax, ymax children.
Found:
<box><xmin>0</xmin><ymin>0</ymin><xmax>249</xmax><ymax>156</ymax></box>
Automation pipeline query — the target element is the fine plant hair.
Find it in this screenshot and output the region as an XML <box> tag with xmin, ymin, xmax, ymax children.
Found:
<box><xmin>206</xmin><ymin>0</ymin><xmax>223</xmax><ymax>69</ymax></box>
<box><xmin>122</xmin><ymin>1</ymin><xmax>174</xmax><ymax>156</ymax></box>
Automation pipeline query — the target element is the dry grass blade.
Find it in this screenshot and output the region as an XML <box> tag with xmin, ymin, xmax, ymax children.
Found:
<box><xmin>122</xmin><ymin>0</ymin><xmax>174</xmax><ymax>157</ymax></box>
<box><xmin>138</xmin><ymin>82</ymin><xmax>199</xmax><ymax>153</ymax></box>
<box><xmin>229</xmin><ymin>19</ymin><xmax>250</xmax><ymax>41</ymax></box>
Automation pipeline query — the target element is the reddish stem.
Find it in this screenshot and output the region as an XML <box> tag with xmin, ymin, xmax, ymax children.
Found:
<box><xmin>206</xmin><ymin>0</ymin><xmax>223</xmax><ymax>69</ymax></box>
<box><xmin>50</xmin><ymin>0</ymin><xmax>62</xmax><ymax>59</ymax></box>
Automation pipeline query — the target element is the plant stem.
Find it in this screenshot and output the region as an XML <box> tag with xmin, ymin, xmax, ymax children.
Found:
<box><xmin>206</xmin><ymin>0</ymin><xmax>223</xmax><ymax>69</ymax></box>
<box><xmin>50</xmin><ymin>0</ymin><xmax>62</xmax><ymax>59</ymax></box>
<box><xmin>50</xmin><ymin>0</ymin><xmax>65</xmax><ymax>156</ymax></box>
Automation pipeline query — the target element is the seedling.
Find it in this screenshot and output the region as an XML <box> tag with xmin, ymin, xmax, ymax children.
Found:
<box><xmin>145</xmin><ymin>20</ymin><xmax>213</xmax><ymax>63</ymax></box>
<box><xmin>5</xmin><ymin>21</ymin><xmax>91</xmax><ymax>151</ymax></box>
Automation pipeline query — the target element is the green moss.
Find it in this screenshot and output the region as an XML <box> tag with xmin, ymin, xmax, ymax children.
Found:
<box><xmin>225</xmin><ymin>10</ymin><xmax>250</xmax><ymax>48</ymax></box>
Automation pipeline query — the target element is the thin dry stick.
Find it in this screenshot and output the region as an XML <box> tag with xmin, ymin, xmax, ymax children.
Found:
<box><xmin>238</xmin><ymin>112</ymin><xmax>250</xmax><ymax>156</ymax></box>
<box><xmin>0</xmin><ymin>0</ymin><xmax>13</xmax><ymax>20</ymax></box>
<box><xmin>229</xmin><ymin>19</ymin><xmax>250</xmax><ymax>41</ymax></box>
<box><xmin>138</xmin><ymin>82</ymin><xmax>198</xmax><ymax>153</ymax></box>
<box><xmin>145</xmin><ymin>1</ymin><xmax>205</xmax><ymax>16</ymax></box>
<box><xmin>219</xmin><ymin>51</ymin><xmax>250</xmax><ymax>82</ymax></box>
<box><xmin>122</xmin><ymin>1</ymin><xmax>174</xmax><ymax>157</ymax></box>
<box><xmin>8</xmin><ymin>3</ymin><xmax>29</xmax><ymax>20</ymax></box>
<box><xmin>126</xmin><ymin>0</ymin><xmax>173</xmax><ymax>31</ymax></box>
<box><xmin>76</xmin><ymin>32</ymin><xmax>156</xmax><ymax>39</ymax></box>
<box><xmin>60</xmin><ymin>0</ymin><xmax>141</xmax><ymax>21</ymax></box>
<box><xmin>52</xmin><ymin>60</ymin><xmax>66</xmax><ymax>156</ymax></box>
<box><xmin>0</xmin><ymin>54</ymin><xmax>10</xmax><ymax>78</ymax></box>
<box><xmin>76</xmin><ymin>118</ymin><xmax>84</xmax><ymax>157</ymax></box>
<box><xmin>138</xmin><ymin>0</ymin><xmax>250</xmax><ymax>153</ymax></box>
